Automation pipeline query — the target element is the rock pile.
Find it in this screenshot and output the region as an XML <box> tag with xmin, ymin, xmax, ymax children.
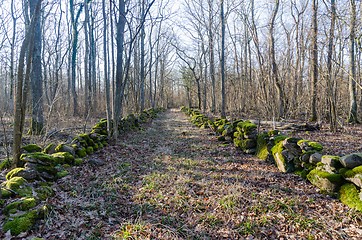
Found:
<box><xmin>181</xmin><ymin>106</ymin><xmax>362</xmax><ymax>212</ymax></box>
<box><xmin>0</xmin><ymin>107</ymin><xmax>165</xmax><ymax>236</ymax></box>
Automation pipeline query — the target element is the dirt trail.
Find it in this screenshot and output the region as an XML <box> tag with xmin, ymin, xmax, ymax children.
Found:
<box><xmin>30</xmin><ymin>109</ymin><xmax>361</xmax><ymax>239</ymax></box>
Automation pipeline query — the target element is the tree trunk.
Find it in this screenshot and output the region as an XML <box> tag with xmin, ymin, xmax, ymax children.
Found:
<box><xmin>208</xmin><ymin>0</ymin><xmax>216</xmax><ymax>113</ymax></box>
<box><xmin>348</xmin><ymin>0</ymin><xmax>358</xmax><ymax>123</ymax></box>
<box><xmin>269</xmin><ymin>0</ymin><xmax>283</xmax><ymax>119</ymax></box>
<box><xmin>112</xmin><ymin>0</ymin><xmax>126</xmax><ymax>139</ymax></box>
<box><xmin>13</xmin><ymin>0</ymin><xmax>41</xmax><ymax>167</ymax></box>
<box><xmin>220</xmin><ymin>0</ymin><xmax>226</xmax><ymax>118</ymax></box>
<box><xmin>140</xmin><ymin>0</ymin><xmax>146</xmax><ymax>111</ymax></box>
<box><xmin>310</xmin><ymin>0</ymin><xmax>318</xmax><ymax>121</ymax></box>
<box><xmin>327</xmin><ymin>0</ymin><xmax>337</xmax><ymax>131</ymax></box>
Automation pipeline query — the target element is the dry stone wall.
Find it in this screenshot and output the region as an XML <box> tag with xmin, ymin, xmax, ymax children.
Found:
<box><xmin>181</xmin><ymin>106</ymin><xmax>362</xmax><ymax>212</ymax></box>
<box><xmin>0</xmin><ymin>107</ymin><xmax>165</xmax><ymax>236</ymax></box>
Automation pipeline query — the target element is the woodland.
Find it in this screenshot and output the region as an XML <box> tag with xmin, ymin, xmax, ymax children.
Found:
<box><xmin>0</xmin><ymin>0</ymin><xmax>362</xmax><ymax>239</ymax></box>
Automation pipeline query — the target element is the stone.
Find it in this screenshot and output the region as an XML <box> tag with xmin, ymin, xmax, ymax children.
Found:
<box><xmin>282</xmin><ymin>138</ymin><xmax>302</xmax><ymax>156</ymax></box>
<box><xmin>271</xmin><ymin>142</ymin><xmax>295</xmax><ymax>173</ymax></box>
<box><xmin>307</xmin><ymin>169</ymin><xmax>344</xmax><ymax>194</ymax></box>
<box><xmin>88</xmin><ymin>158</ymin><xmax>105</xmax><ymax>166</ymax></box>
<box><xmin>321</xmin><ymin>155</ymin><xmax>341</xmax><ymax>169</ymax></box>
<box><xmin>340</xmin><ymin>166</ymin><xmax>362</xmax><ymax>188</ymax></box>
<box><xmin>21</xmin><ymin>144</ymin><xmax>42</xmax><ymax>153</ymax></box>
<box><xmin>244</xmin><ymin>148</ymin><xmax>256</xmax><ymax>154</ymax></box>
<box><xmin>55</xmin><ymin>144</ymin><xmax>76</xmax><ymax>157</ymax></box>
<box><xmin>310</xmin><ymin>152</ymin><xmax>323</xmax><ymax>165</ymax></box>
<box><xmin>340</xmin><ymin>153</ymin><xmax>362</xmax><ymax>169</ymax></box>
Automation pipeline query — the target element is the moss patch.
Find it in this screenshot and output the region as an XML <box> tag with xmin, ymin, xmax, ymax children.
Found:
<box><xmin>255</xmin><ymin>133</ymin><xmax>269</xmax><ymax>161</ymax></box>
<box><xmin>74</xmin><ymin>158</ymin><xmax>83</xmax><ymax>166</ymax></box>
<box><xmin>21</xmin><ymin>152</ymin><xmax>64</xmax><ymax>166</ymax></box>
<box><xmin>57</xmin><ymin>171</ymin><xmax>69</xmax><ymax>178</ymax></box>
<box><xmin>341</xmin><ymin>166</ymin><xmax>362</xmax><ymax>178</ymax></box>
<box><xmin>43</xmin><ymin>143</ymin><xmax>55</xmax><ymax>154</ymax></box>
<box><xmin>339</xmin><ymin>183</ymin><xmax>362</xmax><ymax>211</ymax></box>
<box><xmin>4</xmin><ymin>197</ymin><xmax>37</xmax><ymax>214</ymax></box>
<box><xmin>52</xmin><ymin>152</ymin><xmax>74</xmax><ymax>165</ymax></box>
<box><xmin>86</xmin><ymin>146</ymin><xmax>94</xmax><ymax>155</ymax></box>
<box><xmin>76</xmin><ymin>148</ymin><xmax>87</xmax><ymax>158</ymax></box>
<box><xmin>6</xmin><ymin>168</ymin><xmax>25</xmax><ymax>180</ymax></box>
<box><xmin>3</xmin><ymin>209</ymin><xmax>39</xmax><ymax>235</ymax></box>
<box><xmin>21</xmin><ymin>144</ymin><xmax>42</xmax><ymax>153</ymax></box>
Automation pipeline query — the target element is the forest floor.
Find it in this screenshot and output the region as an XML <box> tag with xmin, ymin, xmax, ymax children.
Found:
<box><xmin>10</xmin><ymin>109</ymin><xmax>361</xmax><ymax>239</ymax></box>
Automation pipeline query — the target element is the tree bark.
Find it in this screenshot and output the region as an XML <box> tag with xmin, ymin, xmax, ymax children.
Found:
<box><xmin>310</xmin><ymin>0</ymin><xmax>318</xmax><ymax>121</ymax></box>
<box><xmin>348</xmin><ymin>0</ymin><xmax>358</xmax><ymax>123</ymax></box>
<box><xmin>220</xmin><ymin>0</ymin><xmax>226</xmax><ymax>118</ymax></box>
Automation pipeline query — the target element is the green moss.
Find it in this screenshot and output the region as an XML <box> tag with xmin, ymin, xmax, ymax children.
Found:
<box><xmin>339</xmin><ymin>183</ymin><xmax>362</xmax><ymax>211</ymax></box>
<box><xmin>21</xmin><ymin>144</ymin><xmax>42</xmax><ymax>153</ymax></box>
<box><xmin>43</xmin><ymin>143</ymin><xmax>55</xmax><ymax>154</ymax></box>
<box><xmin>63</xmin><ymin>164</ymin><xmax>71</xmax><ymax>168</ymax></box>
<box><xmin>307</xmin><ymin>169</ymin><xmax>343</xmax><ymax>184</ymax></box>
<box><xmin>21</xmin><ymin>152</ymin><xmax>64</xmax><ymax>166</ymax></box>
<box><xmin>35</xmin><ymin>166</ymin><xmax>58</xmax><ymax>176</ymax></box>
<box><xmin>74</xmin><ymin>158</ymin><xmax>83</xmax><ymax>166</ymax></box>
<box><xmin>308</xmin><ymin>142</ymin><xmax>323</xmax><ymax>151</ymax></box>
<box><xmin>1</xmin><ymin>188</ymin><xmax>12</xmax><ymax>198</ymax></box>
<box><xmin>76</xmin><ymin>148</ymin><xmax>87</xmax><ymax>158</ymax></box>
<box><xmin>57</xmin><ymin>171</ymin><xmax>69</xmax><ymax>178</ymax></box>
<box><xmin>0</xmin><ymin>158</ymin><xmax>13</xmax><ymax>170</ymax></box>
<box><xmin>4</xmin><ymin>177</ymin><xmax>32</xmax><ymax>197</ymax></box>
<box><xmin>274</xmin><ymin>135</ymin><xmax>288</xmax><ymax>144</ymax></box>
<box><xmin>6</xmin><ymin>168</ymin><xmax>25</xmax><ymax>180</ymax></box>
<box><xmin>35</xmin><ymin>186</ymin><xmax>54</xmax><ymax>201</ymax></box>
<box><xmin>86</xmin><ymin>146</ymin><xmax>94</xmax><ymax>155</ymax></box>
<box><xmin>239</xmin><ymin>139</ymin><xmax>256</xmax><ymax>150</ymax></box>
<box><xmin>294</xmin><ymin>168</ymin><xmax>309</xmax><ymax>179</ymax></box>
<box><xmin>93</xmin><ymin>144</ymin><xmax>99</xmax><ymax>151</ymax></box>
<box><xmin>4</xmin><ymin>198</ymin><xmax>37</xmax><ymax>214</ymax></box>
<box><xmin>101</xmin><ymin>141</ymin><xmax>108</xmax><ymax>146</ymax></box>
<box><xmin>233</xmin><ymin>132</ymin><xmax>243</xmax><ymax>140</ymax></box>
<box><xmin>268</xmin><ymin>130</ymin><xmax>280</xmax><ymax>136</ymax></box>
<box><xmin>255</xmin><ymin>133</ymin><xmax>269</xmax><ymax>161</ymax></box>
<box><xmin>99</xmin><ymin>143</ymin><xmax>104</xmax><ymax>149</ymax></box>
<box><xmin>341</xmin><ymin>165</ymin><xmax>362</xmax><ymax>178</ymax></box>
<box><xmin>3</xmin><ymin>209</ymin><xmax>39</xmax><ymax>235</ymax></box>
<box><xmin>5</xmin><ymin>177</ymin><xmax>27</xmax><ymax>191</ymax></box>
<box><xmin>237</xmin><ymin>121</ymin><xmax>257</xmax><ymax>134</ymax></box>
<box><xmin>52</xmin><ymin>152</ymin><xmax>74</xmax><ymax>165</ymax></box>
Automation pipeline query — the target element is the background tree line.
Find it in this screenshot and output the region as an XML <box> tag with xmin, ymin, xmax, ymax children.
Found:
<box><xmin>0</xmin><ymin>0</ymin><xmax>361</xmax><ymax>163</ymax></box>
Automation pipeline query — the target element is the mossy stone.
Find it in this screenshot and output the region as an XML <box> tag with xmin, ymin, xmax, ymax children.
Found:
<box><xmin>98</xmin><ymin>143</ymin><xmax>104</xmax><ymax>149</ymax></box>
<box><xmin>93</xmin><ymin>144</ymin><xmax>99</xmax><ymax>151</ymax></box>
<box><xmin>6</xmin><ymin>168</ymin><xmax>25</xmax><ymax>180</ymax></box>
<box><xmin>86</xmin><ymin>146</ymin><xmax>94</xmax><ymax>155</ymax></box>
<box><xmin>217</xmin><ymin>136</ymin><xmax>226</xmax><ymax>142</ymax></box>
<box><xmin>35</xmin><ymin>165</ymin><xmax>58</xmax><ymax>176</ymax></box>
<box><xmin>2</xmin><ymin>206</ymin><xmax>48</xmax><ymax>236</ymax></box>
<box><xmin>52</xmin><ymin>152</ymin><xmax>74</xmax><ymax>165</ymax></box>
<box><xmin>74</xmin><ymin>158</ymin><xmax>83</xmax><ymax>166</ymax></box>
<box><xmin>21</xmin><ymin>152</ymin><xmax>64</xmax><ymax>166</ymax></box>
<box><xmin>76</xmin><ymin>148</ymin><xmax>87</xmax><ymax>158</ymax></box>
<box><xmin>21</xmin><ymin>144</ymin><xmax>42</xmax><ymax>153</ymax></box>
<box><xmin>101</xmin><ymin>141</ymin><xmax>108</xmax><ymax>146</ymax></box>
<box><xmin>307</xmin><ymin>169</ymin><xmax>344</xmax><ymax>193</ymax></box>
<box><xmin>237</xmin><ymin>121</ymin><xmax>257</xmax><ymax>135</ymax></box>
<box><xmin>1</xmin><ymin>188</ymin><xmax>12</xmax><ymax>198</ymax></box>
<box><xmin>339</xmin><ymin>183</ymin><xmax>362</xmax><ymax>211</ymax></box>
<box><xmin>4</xmin><ymin>197</ymin><xmax>37</xmax><ymax>214</ymax></box>
<box><xmin>273</xmin><ymin>135</ymin><xmax>288</xmax><ymax>145</ymax></box>
<box><xmin>268</xmin><ymin>130</ymin><xmax>280</xmax><ymax>136</ymax></box>
<box><xmin>255</xmin><ymin>133</ymin><xmax>270</xmax><ymax>161</ymax></box>
<box><xmin>57</xmin><ymin>171</ymin><xmax>69</xmax><ymax>178</ymax></box>
<box><xmin>43</xmin><ymin>143</ymin><xmax>55</xmax><ymax>154</ymax></box>
<box><xmin>308</xmin><ymin>142</ymin><xmax>323</xmax><ymax>151</ymax></box>
<box><xmin>4</xmin><ymin>177</ymin><xmax>32</xmax><ymax>197</ymax></box>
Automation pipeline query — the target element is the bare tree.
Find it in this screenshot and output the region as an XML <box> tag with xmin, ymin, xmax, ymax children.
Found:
<box><xmin>310</xmin><ymin>0</ymin><xmax>318</xmax><ymax>121</ymax></box>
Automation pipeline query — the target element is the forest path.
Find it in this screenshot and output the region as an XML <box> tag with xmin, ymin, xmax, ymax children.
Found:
<box><xmin>37</xmin><ymin>109</ymin><xmax>361</xmax><ymax>239</ymax></box>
